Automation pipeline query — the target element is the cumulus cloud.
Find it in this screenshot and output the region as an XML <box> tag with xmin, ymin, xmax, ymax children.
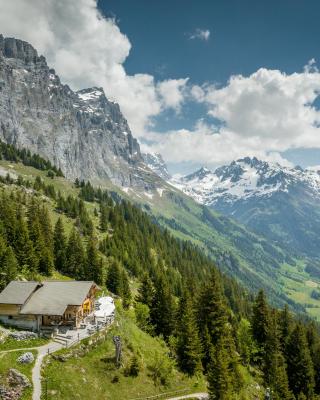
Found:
<box><xmin>157</xmin><ymin>78</ymin><xmax>189</xmax><ymax>112</ymax></box>
<box><xmin>189</xmin><ymin>28</ymin><xmax>211</xmax><ymax>41</ymax></box>
<box><xmin>0</xmin><ymin>0</ymin><xmax>188</xmax><ymax>136</ymax></box>
<box><xmin>145</xmin><ymin>65</ymin><xmax>320</xmax><ymax>167</ymax></box>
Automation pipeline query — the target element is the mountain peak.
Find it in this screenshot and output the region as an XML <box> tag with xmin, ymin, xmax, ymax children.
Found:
<box><xmin>77</xmin><ymin>87</ymin><xmax>105</xmax><ymax>101</ymax></box>
<box><xmin>142</xmin><ymin>152</ymin><xmax>170</xmax><ymax>180</ymax></box>
<box><xmin>184</xmin><ymin>166</ymin><xmax>212</xmax><ymax>181</ymax></box>
<box><xmin>172</xmin><ymin>156</ymin><xmax>320</xmax><ymax>207</ymax></box>
<box><xmin>0</xmin><ymin>35</ymin><xmax>43</xmax><ymax>64</ymax></box>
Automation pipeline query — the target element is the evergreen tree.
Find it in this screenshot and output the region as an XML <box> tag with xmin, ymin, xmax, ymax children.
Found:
<box><xmin>264</xmin><ymin>311</ymin><xmax>292</xmax><ymax>400</ymax></box>
<box><xmin>135</xmin><ymin>273</ymin><xmax>154</xmax><ymax>308</ymax></box>
<box><xmin>306</xmin><ymin>322</ymin><xmax>320</xmax><ymax>394</ymax></box>
<box><xmin>66</xmin><ymin>228</ymin><xmax>85</xmax><ymax>279</ymax></box>
<box><xmin>286</xmin><ymin>323</ymin><xmax>315</xmax><ymax>398</ymax></box>
<box><xmin>196</xmin><ymin>271</ymin><xmax>229</xmax><ymax>344</ymax></box>
<box><xmin>237</xmin><ymin>318</ymin><xmax>256</xmax><ymax>366</ymax></box>
<box><xmin>14</xmin><ymin>207</ymin><xmax>37</xmax><ymax>272</ymax></box>
<box><xmin>121</xmin><ymin>269</ymin><xmax>131</xmax><ymax>309</ymax></box>
<box><xmin>252</xmin><ymin>290</ymin><xmax>269</xmax><ymax>359</ymax></box>
<box><xmin>279</xmin><ymin>304</ymin><xmax>293</xmax><ymax>357</ymax></box>
<box><xmin>99</xmin><ymin>203</ymin><xmax>109</xmax><ymax>232</ymax></box>
<box><xmin>196</xmin><ymin>270</ymin><xmax>230</xmax><ymax>370</ymax></box>
<box><xmin>85</xmin><ymin>236</ymin><xmax>103</xmax><ymax>284</ymax></box>
<box><xmin>150</xmin><ymin>273</ymin><xmax>175</xmax><ymax>340</ymax></box>
<box><xmin>53</xmin><ymin>218</ymin><xmax>67</xmax><ymax>272</ymax></box>
<box><xmin>0</xmin><ymin>241</ymin><xmax>18</xmax><ymax>289</ymax></box>
<box><xmin>207</xmin><ymin>338</ymin><xmax>234</xmax><ymax>400</ymax></box>
<box><xmin>106</xmin><ymin>259</ymin><xmax>123</xmax><ymax>295</ymax></box>
<box><xmin>176</xmin><ymin>290</ymin><xmax>202</xmax><ymax>375</ymax></box>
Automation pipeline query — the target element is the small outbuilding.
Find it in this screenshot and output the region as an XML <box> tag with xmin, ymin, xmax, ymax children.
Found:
<box><xmin>0</xmin><ymin>280</ymin><xmax>99</xmax><ymax>332</ymax></box>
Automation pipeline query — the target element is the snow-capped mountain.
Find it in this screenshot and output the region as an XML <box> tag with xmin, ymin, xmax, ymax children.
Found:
<box><xmin>172</xmin><ymin>157</ymin><xmax>320</xmax><ymax>206</ymax></box>
<box><xmin>142</xmin><ymin>152</ymin><xmax>171</xmax><ymax>180</ymax></box>
<box><xmin>172</xmin><ymin>157</ymin><xmax>320</xmax><ymax>258</ymax></box>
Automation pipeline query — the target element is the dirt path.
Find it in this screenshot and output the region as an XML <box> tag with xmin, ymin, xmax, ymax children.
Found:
<box><xmin>0</xmin><ymin>342</ymin><xmax>64</xmax><ymax>400</ymax></box>
<box><xmin>2</xmin><ymin>320</ymin><xmax>113</xmax><ymax>400</ymax></box>
<box><xmin>166</xmin><ymin>394</ymin><xmax>208</xmax><ymax>400</ymax></box>
<box><xmin>32</xmin><ymin>342</ymin><xmax>64</xmax><ymax>400</ymax></box>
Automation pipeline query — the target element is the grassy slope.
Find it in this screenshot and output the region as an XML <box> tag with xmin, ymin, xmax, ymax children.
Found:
<box><xmin>42</xmin><ymin>306</ymin><xmax>206</xmax><ymax>400</ymax></box>
<box><xmin>42</xmin><ymin>305</ymin><xmax>263</xmax><ymax>400</ymax></box>
<box><xmin>0</xmin><ymin>349</ymin><xmax>37</xmax><ymax>400</ymax></box>
<box><xmin>2</xmin><ymin>159</ymin><xmax>320</xmax><ymax>319</ymax></box>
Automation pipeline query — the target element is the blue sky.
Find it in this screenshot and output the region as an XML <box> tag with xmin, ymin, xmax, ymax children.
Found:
<box><xmin>98</xmin><ymin>0</ymin><xmax>320</xmax><ymax>172</ymax></box>
<box><xmin>101</xmin><ymin>0</ymin><xmax>319</xmax><ymax>82</ymax></box>
<box><xmin>2</xmin><ymin>0</ymin><xmax>320</xmax><ymax>174</ymax></box>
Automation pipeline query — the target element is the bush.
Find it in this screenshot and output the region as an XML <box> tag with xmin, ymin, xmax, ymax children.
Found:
<box><xmin>135</xmin><ymin>303</ymin><xmax>152</xmax><ymax>333</ymax></box>
<box><xmin>124</xmin><ymin>355</ymin><xmax>140</xmax><ymax>377</ymax></box>
<box><xmin>148</xmin><ymin>351</ymin><xmax>175</xmax><ymax>386</ymax></box>
<box><xmin>111</xmin><ymin>374</ymin><xmax>120</xmax><ymax>383</ymax></box>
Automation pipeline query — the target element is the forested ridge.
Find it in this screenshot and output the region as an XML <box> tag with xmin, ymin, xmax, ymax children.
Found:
<box><xmin>0</xmin><ymin>141</ymin><xmax>320</xmax><ymax>399</ymax></box>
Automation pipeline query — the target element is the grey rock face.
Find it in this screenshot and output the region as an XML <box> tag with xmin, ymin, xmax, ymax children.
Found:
<box><xmin>142</xmin><ymin>152</ymin><xmax>171</xmax><ymax>180</ymax></box>
<box><xmin>0</xmin><ymin>35</ymin><xmax>155</xmax><ymax>189</ymax></box>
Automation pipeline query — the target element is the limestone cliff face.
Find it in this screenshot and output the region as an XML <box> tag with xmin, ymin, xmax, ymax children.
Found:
<box><xmin>0</xmin><ymin>35</ymin><xmax>154</xmax><ymax>188</ymax></box>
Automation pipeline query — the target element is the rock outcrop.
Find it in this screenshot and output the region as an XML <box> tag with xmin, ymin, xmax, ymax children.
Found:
<box><xmin>0</xmin><ymin>35</ymin><xmax>158</xmax><ymax>189</ymax></box>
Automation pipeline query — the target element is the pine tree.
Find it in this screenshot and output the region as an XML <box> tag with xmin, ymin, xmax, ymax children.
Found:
<box><xmin>27</xmin><ymin>199</ymin><xmax>54</xmax><ymax>275</ymax></box>
<box><xmin>53</xmin><ymin>218</ymin><xmax>67</xmax><ymax>272</ymax></box>
<box><xmin>135</xmin><ymin>273</ymin><xmax>154</xmax><ymax>308</ymax></box>
<box><xmin>66</xmin><ymin>228</ymin><xmax>85</xmax><ymax>279</ymax></box>
<box><xmin>85</xmin><ymin>236</ymin><xmax>103</xmax><ymax>284</ymax></box>
<box><xmin>14</xmin><ymin>207</ymin><xmax>37</xmax><ymax>272</ymax></box>
<box><xmin>106</xmin><ymin>259</ymin><xmax>123</xmax><ymax>295</ymax></box>
<box><xmin>237</xmin><ymin>318</ymin><xmax>256</xmax><ymax>366</ymax></box>
<box><xmin>252</xmin><ymin>290</ymin><xmax>269</xmax><ymax>359</ymax></box>
<box><xmin>121</xmin><ymin>269</ymin><xmax>131</xmax><ymax>309</ymax></box>
<box><xmin>196</xmin><ymin>270</ymin><xmax>229</xmax><ymax>345</ymax></box>
<box><xmin>286</xmin><ymin>323</ymin><xmax>315</xmax><ymax>398</ymax></box>
<box><xmin>99</xmin><ymin>203</ymin><xmax>109</xmax><ymax>232</ymax></box>
<box><xmin>207</xmin><ymin>338</ymin><xmax>234</xmax><ymax>400</ymax></box>
<box><xmin>306</xmin><ymin>321</ymin><xmax>320</xmax><ymax>395</ymax></box>
<box><xmin>279</xmin><ymin>304</ymin><xmax>292</xmax><ymax>357</ymax></box>
<box><xmin>176</xmin><ymin>290</ymin><xmax>202</xmax><ymax>375</ymax></box>
<box><xmin>0</xmin><ymin>244</ymin><xmax>18</xmax><ymax>289</ymax></box>
<box><xmin>196</xmin><ymin>270</ymin><xmax>230</xmax><ymax>371</ymax></box>
<box><xmin>264</xmin><ymin>311</ymin><xmax>292</xmax><ymax>400</ymax></box>
<box><xmin>150</xmin><ymin>273</ymin><xmax>175</xmax><ymax>340</ymax></box>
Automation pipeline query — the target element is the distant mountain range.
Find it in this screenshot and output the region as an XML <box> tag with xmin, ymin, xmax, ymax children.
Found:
<box><xmin>169</xmin><ymin>156</ymin><xmax>320</xmax><ymax>259</ymax></box>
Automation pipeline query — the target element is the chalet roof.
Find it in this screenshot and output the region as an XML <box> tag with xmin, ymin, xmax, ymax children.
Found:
<box><xmin>19</xmin><ymin>281</ymin><xmax>96</xmax><ymax>316</ymax></box>
<box><xmin>0</xmin><ymin>281</ymin><xmax>39</xmax><ymax>305</ymax></box>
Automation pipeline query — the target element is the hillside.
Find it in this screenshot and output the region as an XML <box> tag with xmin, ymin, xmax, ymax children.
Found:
<box><xmin>1</xmin><ymin>144</ymin><xmax>320</xmax><ymax>399</ymax></box>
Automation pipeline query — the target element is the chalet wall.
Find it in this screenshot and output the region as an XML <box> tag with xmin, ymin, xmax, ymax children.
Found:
<box><xmin>0</xmin><ymin>304</ymin><xmax>20</xmax><ymax>315</ymax></box>
<box><xmin>0</xmin><ymin>314</ymin><xmax>37</xmax><ymax>331</ymax></box>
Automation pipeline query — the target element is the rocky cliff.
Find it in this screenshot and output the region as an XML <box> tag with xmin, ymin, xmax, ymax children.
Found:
<box><xmin>0</xmin><ymin>35</ymin><xmax>157</xmax><ymax>188</ymax></box>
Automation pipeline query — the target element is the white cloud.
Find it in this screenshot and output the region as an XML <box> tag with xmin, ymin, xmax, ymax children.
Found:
<box><xmin>157</xmin><ymin>78</ymin><xmax>189</xmax><ymax>112</ymax></box>
<box><xmin>147</xmin><ymin>65</ymin><xmax>320</xmax><ymax>167</ymax></box>
<box><xmin>304</xmin><ymin>58</ymin><xmax>318</xmax><ymax>73</ymax></box>
<box><xmin>0</xmin><ymin>0</ymin><xmax>188</xmax><ymax>137</ymax></box>
<box><xmin>189</xmin><ymin>29</ymin><xmax>210</xmax><ymax>41</ymax></box>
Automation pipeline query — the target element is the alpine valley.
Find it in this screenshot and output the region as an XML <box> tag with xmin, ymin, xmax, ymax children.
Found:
<box><xmin>1</xmin><ymin>34</ymin><xmax>320</xmax><ymax>320</ymax></box>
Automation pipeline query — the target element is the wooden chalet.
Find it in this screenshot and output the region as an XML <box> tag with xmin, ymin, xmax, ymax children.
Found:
<box><xmin>0</xmin><ymin>281</ymin><xmax>99</xmax><ymax>332</ymax></box>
